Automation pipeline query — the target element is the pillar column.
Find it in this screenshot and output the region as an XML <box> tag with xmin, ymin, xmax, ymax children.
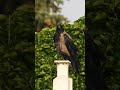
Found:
<box><xmin>53</xmin><ymin>60</ymin><xmax>73</xmax><ymax>90</ymax></box>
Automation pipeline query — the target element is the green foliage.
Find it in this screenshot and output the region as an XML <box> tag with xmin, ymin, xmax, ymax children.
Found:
<box><xmin>35</xmin><ymin>16</ymin><xmax>85</xmax><ymax>90</ymax></box>
<box><xmin>0</xmin><ymin>4</ymin><xmax>34</xmax><ymax>90</ymax></box>
<box><xmin>86</xmin><ymin>0</ymin><xmax>120</xmax><ymax>89</ymax></box>
<box><xmin>0</xmin><ymin>0</ymin><xmax>34</xmax><ymax>14</ymax></box>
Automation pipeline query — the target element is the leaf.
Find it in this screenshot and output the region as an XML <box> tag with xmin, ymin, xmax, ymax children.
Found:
<box><xmin>0</xmin><ymin>14</ymin><xmax>7</xmax><ymax>21</ymax></box>
<box><xmin>92</xmin><ymin>12</ymin><xmax>107</xmax><ymax>22</ymax></box>
<box><xmin>10</xmin><ymin>51</ymin><xmax>17</xmax><ymax>57</ymax></box>
<box><xmin>94</xmin><ymin>39</ymin><xmax>102</xmax><ymax>45</ymax></box>
<box><xmin>106</xmin><ymin>45</ymin><xmax>113</xmax><ymax>52</ymax></box>
<box><xmin>93</xmin><ymin>0</ymin><xmax>104</xmax><ymax>6</ymax></box>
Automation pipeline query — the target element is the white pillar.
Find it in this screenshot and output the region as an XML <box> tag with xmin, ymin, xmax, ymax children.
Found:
<box><xmin>53</xmin><ymin>60</ymin><xmax>73</xmax><ymax>90</ymax></box>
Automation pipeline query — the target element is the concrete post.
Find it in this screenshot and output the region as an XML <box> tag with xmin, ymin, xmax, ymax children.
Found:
<box><xmin>53</xmin><ymin>60</ymin><xmax>73</xmax><ymax>90</ymax></box>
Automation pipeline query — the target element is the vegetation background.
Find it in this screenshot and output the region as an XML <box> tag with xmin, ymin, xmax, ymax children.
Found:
<box><xmin>86</xmin><ymin>0</ymin><xmax>120</xmax><ymax>89</ymax></box>
<box><xmin>0</xmin><ymin>0</ymin><xmax>35</xmax><ymax>90</ymax></box>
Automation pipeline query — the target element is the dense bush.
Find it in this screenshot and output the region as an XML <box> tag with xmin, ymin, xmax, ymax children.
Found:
<box><xmin>0</xmin><ymin>4</ymin><xmax>34</xmax><ymax>90</ymax></box>
<box><xmin>35</xmin><ymin>17</ymin><xmax>85</xmax><ymax>90</ymax></box>
<box><xmin>86</xmin><ymin>0</ymin><xmax>120</xmax><ymax>89</ymax></box>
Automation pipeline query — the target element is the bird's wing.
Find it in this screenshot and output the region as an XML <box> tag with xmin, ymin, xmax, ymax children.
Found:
<box><xmin>63</xmin><ymin>32</ymin><xmax>79</xmax><ymax>54</ymax></box>
<box><xmin>63</xmin><ymin>32</ymin><xmax>80</xmax><ymax>74</ymax></box>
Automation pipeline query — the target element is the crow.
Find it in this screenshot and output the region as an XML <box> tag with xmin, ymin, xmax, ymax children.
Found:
<box><xmin>53</xmin><ymin>25</ymin><xmax>80</xmax><ymax>74</ymax></box>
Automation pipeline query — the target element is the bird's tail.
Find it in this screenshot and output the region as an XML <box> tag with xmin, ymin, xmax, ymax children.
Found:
<box><xmin>70</xmin><ymin>56</ymin><xmax>80</xmax><ymax>74</ymax></box>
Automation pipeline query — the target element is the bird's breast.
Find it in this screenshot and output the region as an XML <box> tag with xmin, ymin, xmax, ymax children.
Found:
<box><xmin>59</xmin><ymin>34</ymin><xmax>70</xmax><ymax>56</ymax></box>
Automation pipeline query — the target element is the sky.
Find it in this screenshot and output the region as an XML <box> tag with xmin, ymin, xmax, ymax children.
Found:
<box><xmin>60</xmin><ymin>0</ymin><xmax>85</xmax><ymax>24</ymax></box>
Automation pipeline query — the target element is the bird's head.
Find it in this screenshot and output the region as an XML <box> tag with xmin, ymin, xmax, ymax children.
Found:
<box><xmin>56</xmin><ymin>24</ymin><xmax>64</xmax><ymax>33</ymax></box>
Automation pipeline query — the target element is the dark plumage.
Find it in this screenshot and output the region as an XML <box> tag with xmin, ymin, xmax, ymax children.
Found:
<box><xmin>53</xmin><ymin>25</ymin><xmax>80</xmax><ymax>74</ymax></box>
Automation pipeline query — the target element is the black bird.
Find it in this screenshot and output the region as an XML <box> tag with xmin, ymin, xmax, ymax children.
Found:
<box><xmin>53</xmin><ymin>25</ymin><xmax>80</xmax><ymax>74</ymax></box>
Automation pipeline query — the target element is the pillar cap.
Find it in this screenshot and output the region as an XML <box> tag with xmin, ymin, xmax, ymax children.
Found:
<box><xmin>54</xmin><ymin>60</ymin><xmax>71</xmax><ymax>64</ymax></box>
